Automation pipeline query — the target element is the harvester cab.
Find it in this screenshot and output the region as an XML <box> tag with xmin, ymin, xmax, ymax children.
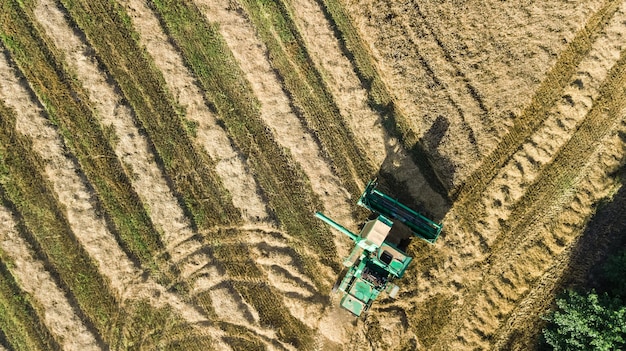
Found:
<box><xmin>315</xmin><ymin>179</ymin><xmax>442</xmax><ymax>317</ymax></box>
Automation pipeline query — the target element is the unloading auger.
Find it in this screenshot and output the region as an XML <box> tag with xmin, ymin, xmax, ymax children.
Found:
<box><xmin>315</xmin><ymin>179</ymin><xmax>442</xmax><ymax>317</ymax></box>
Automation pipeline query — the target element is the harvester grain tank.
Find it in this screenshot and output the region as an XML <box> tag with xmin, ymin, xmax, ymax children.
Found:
<box><xmin>315</xmin><ymin>179</ymin><xmax>442</xmax><ymax>317</ymax></box>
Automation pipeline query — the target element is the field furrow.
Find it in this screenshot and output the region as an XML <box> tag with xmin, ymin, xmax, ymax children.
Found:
<box><xmin>0</xmin><ymin>0</ymin><xmax>166</xmax><ymax>275</ymax></box>
<box><xmin>452</xmin><ymin>0</ymin><xmax>621</xmax><ymax>209</ymax></box>
<box><xmin>195</xmin><ymin>0</ymin><xmax>353</xmax><ymax>230</ymax></box>
<box><xmin>313</xmin><ymin>0</ymin><xmax>449</xmax><ymax>198</ymax></box>
<box><xmin>0</xmin><ymin>204</ymin><xmax>99</xmax><ymax>351</ymax></box>
<box><xmin>147</xmin><ymin>0</ymin><xmax>337</xmax><ymax>279</ymax></box>
<box><xmin>235</xmin><ymin>0</ymin><xmax>374</xmax><ymax>198</ymax></box>
<box><xmin>56</xmin><ymin>0</ymin><xmax>241</xmax><ymax>230</ymax></box>
<box><xmin>120</xmin><ymin>0</ymin><xmax>269</xmax><ymax>224</ymax></box>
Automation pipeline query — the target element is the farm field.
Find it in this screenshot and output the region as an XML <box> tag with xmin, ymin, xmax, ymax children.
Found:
<box><xmin>0</xmin><ymin>0</ymin><xmax>625</xmax><ymax>349</ymax></box>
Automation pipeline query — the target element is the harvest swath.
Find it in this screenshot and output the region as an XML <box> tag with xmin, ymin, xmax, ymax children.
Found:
<box><xmin>237</xmin><ymin>0</ymin><xmax>373</xmax><ymax>198</ymax></box>
<box><xmin>0</xmin><ymin>248</ymin><xmax>59</xmax><ymax>351</ymax></box>
<box><xmin>0</xmin><ymin>0</ymin><xmax>165</xmax><ymax>277</ymax></box>
<box><xmin>149</xmin><ymin>0</ymin><xmax>337</xmax><ymax>273</ymax></box>
<box><xmin>0</xmin><ymin>0</ymin><xmax>625</xmax><ymax>349</ymax></box>
<box><xmin>56</xmin><ymin>0</ymin><xmax>241</xmax><ymax>230</ymax></box>
<box><xmin>0</xmin><ymin>99</ymin><xmax>118</xmax><ymax>339</ymax></box>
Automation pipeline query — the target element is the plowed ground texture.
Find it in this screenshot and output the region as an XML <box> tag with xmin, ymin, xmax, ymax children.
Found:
<box><xmin>0</xmin><ymin>0</ymin><xmax>625</xmax><ymax>350</ymax></box>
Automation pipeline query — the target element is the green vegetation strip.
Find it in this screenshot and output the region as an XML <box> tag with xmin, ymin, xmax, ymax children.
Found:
<box><xmin>149</xmin><ymin>0</ymin><xmax>337</xmax><ymax>272</ymax></box>
<box><xmin>0</xmin><ymin>99</ymin><xmax>212</xmax><ymax>350</ymax></box>
<box><xmin>452</xmin><ymin>0</ymin><xmax>622</xmax><ymax>215</ymax></box>
<box><xmin>0</xmin><ymin>99</ymin><xmax>118</xmax><ymax>340</ymax></box>
<box><xmin>212</xmin><ymin>240</ymin><xmax>313</xmax><ymax>350</ymax></box>
<box><xmin>314</xmin><ymin>0</ymin><xmax>449</xmax><ymax>198</ymax></box>
<box><xmin>0</xmin><ymin>250</ymin><xmax>60</xmax><ymax>351</ymax></box>
<box><xmin>238</xmin><ymin>0</ymin><xmax>372</xmax><ymax>198</ymax></box>
<box><xmin>56</xmin><ymin>0</ymin><xmax>240</xmax><ymax>229</ymax></box>
<box><xmin>0</xmin><ymin>0</ymin><xmax>164</xmax><ymax>275</ymax></box>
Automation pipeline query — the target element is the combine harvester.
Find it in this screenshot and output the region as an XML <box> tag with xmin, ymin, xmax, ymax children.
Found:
<box><xmin>315</xmin><ymin>179</ymin><xmax>442</xmax><ymax>317</ymax></box>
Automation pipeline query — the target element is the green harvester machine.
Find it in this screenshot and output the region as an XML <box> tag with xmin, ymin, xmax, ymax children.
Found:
<box><xmin>315</xmin><ymin>179</ymin><xmax>442</xmax><ymax>317</ymax></box>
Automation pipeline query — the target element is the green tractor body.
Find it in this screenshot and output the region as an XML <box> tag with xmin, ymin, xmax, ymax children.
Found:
<box><xmin>315</xmin><ymin>179</ymin><xmax>442</xmax><ymax>317</ymax></box>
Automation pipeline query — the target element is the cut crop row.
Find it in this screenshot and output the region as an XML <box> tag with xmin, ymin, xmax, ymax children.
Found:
<box><xmin>211</xmin><ymin>238</ymin><xmax>314</xmax><ymax>350</ymax></box>
<box><xmin>0</xmin><ymin>249</ymin><xmax>59</xmax><ymax>351</ymax></box>
<box><xmin>0</xmin><ymin>0</ymin><xmax>165</xmax><ymax>277</ymax></box>
<box><xmin>502</xmin><ymin>46</ymin><xmax>626</xmax><ymax>252</ymax></box>
<box><xmin>0</xmin><ymin>98</ymin><xmax>212</xmax><ymax>350</ymax></box>
<box><xmin>0</xmin><ymin>98</ymin><xmax>118</xmax><ymax>341</ymax></box>
<box><xmin>148</xmin><ymin>0</ymin><xmax>338</xmax><ymax>275</ymax></box>
<box><xmin>313</xmin><ymin>0</ymin><xmax>449</xmax><ymax>198</ymax></box>
<box><xmin>435</xmin><ymin>45</ymin><xmax>626</xmax><ymax>350</ymax></box>
<box><xmin>56</xmin><ymin>0</ymin><xmax>241</xmax><ymax>230</ymax></box>
<box><xmin>236</xmin><ymin>0</ymin><xmax>373</xmax><ymax>199</ymax></box>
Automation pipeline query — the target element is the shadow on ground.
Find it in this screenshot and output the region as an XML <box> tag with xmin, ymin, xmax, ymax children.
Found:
<box><xmin>375</xmin><ymin>115</ymin><xmax>454</xmax><ymax>224</ymax></box>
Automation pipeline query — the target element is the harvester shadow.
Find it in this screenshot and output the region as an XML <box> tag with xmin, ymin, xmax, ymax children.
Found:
<box><xmin>376</xmin><ymin>115</ymin><xmax>454</xmax><ymax>224</ymax></box>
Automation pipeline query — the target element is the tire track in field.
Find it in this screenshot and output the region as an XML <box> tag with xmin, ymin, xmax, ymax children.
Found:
<box><xmin>340</xmin><ymin>0</ymin><xmax>481</xmax><ymax>187</ymax></box>
<box><xmin>120</xmin><ymin>0</ymin><xmax>269</xmax><ymax>225</ymax></box>
<box><xmin>195</xmin><ymin>0</ymin><xmax>354</xmax><ymax>230</ymax></box>
<box><xmin>452</xmin><ymin>0</ymin><xmax>622</xmax><ymax>210</ymax></box>
<box><xmin>389</xmin><ymin>1</ymin><xmax>488</xmax><ymax>157</ymax></box>
<box><xmin>0</xmin><ymin>204</ymin><xmax>100</xmax><ymax>351</ymax></box>
<box><xmin>0</xmin><ymin>33</ymin><xmax>212</xmax><ymax>331</ymax></box>
<box><xmin>440</xmin><ymin>42</ymin><xmax>626</xmax><ymax>350</ymax></box>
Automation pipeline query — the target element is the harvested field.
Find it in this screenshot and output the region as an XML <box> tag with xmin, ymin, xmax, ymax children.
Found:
<box><xmin>1</xmin><ymin>0</ymin><xmax>625</xmax><ymax>349</ymax></box>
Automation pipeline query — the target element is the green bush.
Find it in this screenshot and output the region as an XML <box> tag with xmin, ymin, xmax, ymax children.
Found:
<box><xmin>543</xmin><ymin>290</ymin><xmax>626</xmax><ymax>350</ymax></box>
<box><xmin>602</xmin><ymin>249</ymin><xmax>626</xmax><ymax>298</ymax></box>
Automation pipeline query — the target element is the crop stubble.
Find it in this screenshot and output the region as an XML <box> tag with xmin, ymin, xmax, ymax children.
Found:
<box><xmin>430</xmin><ymin>1</ymin><xmax>626</xmax><ymax>348</ymax></box>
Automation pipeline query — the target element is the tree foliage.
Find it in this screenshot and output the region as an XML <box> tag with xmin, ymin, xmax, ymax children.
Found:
<box><xmin>543</xmin><ymin>290</ymin><xmax>626</xmax><ymax>350</ymax></box>
<box><xmin>602</xmin><ymin>249</ymin><xmax>626</xmax><ymax>298</ymax></box>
